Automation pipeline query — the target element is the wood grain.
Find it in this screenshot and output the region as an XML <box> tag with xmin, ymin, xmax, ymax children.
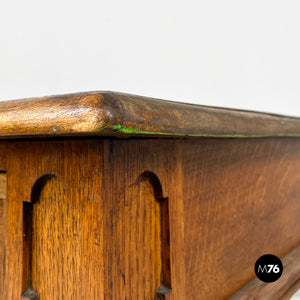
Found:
<box><xmin>0</xmin><ymin>142</ymin><xmax>7</xmax><ymax>170</ymax></box>
<box><xmin>1</xmin><ymin>92</ymin><xmax>300</xmax><ymax>299</ymax></box>
<box><xmin>102</xmin><ymin>142</ymin><xmax>172</xmax><ymax>299</ymax></box>
<box><xmin>103</xmin><ymin>137</ymin><xmax>300</xmax><ymax>299</ymax></box>
<box><xmin>1</xmin><ymin>136</ymin><xmax>300</xmax><ymax>299</ymax></box>
<box><xmin>0</xmin><ymin>91</ymin><xmax>299</xmax><ymax>139</ymax></box>
<box><xmin>32</xmin><ymin>176</ymin><xmax>82</xmax><ymax>299</ymax></box>
<box><xmin>4</xmin><ymin>140</ymin><xmax>104</xmax><ymax>299</ymax></box>
<box><xmin>181</xmin><ymin>138</ymin><xmax>300</xmax><ymax>299</ymax></box>
<box><xmin>0</xmin><ymin>172</ymin><xmax>6</xmax><ymax>297</ymax></box>
<box><xmin>229</xmin><ymin>244</ymin><xmax>300</xmax><ymax>299</ymax></box>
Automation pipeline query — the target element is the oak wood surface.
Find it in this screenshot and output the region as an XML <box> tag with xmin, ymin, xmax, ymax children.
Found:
<box><xmin>1</xmin><ymin>91</ymin><xmax>300</xmax><ymax>299</ymax></box>
<box><xmin>104</xmin><ymin>137</ymin><xmax>300</xmax><ymax>299</ymax></box>
<box><xmin>0</xmin><ymin>142</ymin><xmax>7</xmax><ymax>296</ymax></box>
<box><xmin>0</xmin><ymin>142</ymin><xmax>7</xmax><ymax>170</ymax></box>
<box><xmin>102</xmin><ymin>139</ymin><xmax>183</xmax><ymax>299</ymax></box>
<box><xmin>4</xmin><ymin>140</ymin><xmax>104</xmax><ymax>299</ymax></box>
<box><xmin>0</xmin><ymin>172</ymin><xmax>6</xmax><ymax>297</ymax></box>
<box><xmin>181</xmin><ymin>138</ymin><xmax>300</xmax><ymax>299</ymax></box>
<box><xmin>0</xmin><ymin>137</ymin><xmax>299</xmax><ymax>299</ymax></box>
<box><xmin>0</xmin><ymin>92</ymin><xmax>300</xmax><ymax>139</ymax></box>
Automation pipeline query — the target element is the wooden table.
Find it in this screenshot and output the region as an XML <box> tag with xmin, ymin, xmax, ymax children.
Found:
<box><xmin>0</xmin><ymin>92</ymin><xmax>299</xmax><ymax>299</ymax></box>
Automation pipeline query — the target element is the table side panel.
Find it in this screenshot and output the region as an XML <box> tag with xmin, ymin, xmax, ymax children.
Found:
<box><xmin>0</xmin><ymin>137</ymin><xmax>299</xmax><ymax>299</ymax></box>
<box><xmin>182</xmin><ymin>138</ymin><xmax>300</xmax><ymax>299</ymax></box>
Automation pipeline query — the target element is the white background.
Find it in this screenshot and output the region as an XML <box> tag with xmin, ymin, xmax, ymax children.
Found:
<box><xmin>0</xmin><ymin>0</ymin><xmax>299</xmax><ymax>117</ymax></box>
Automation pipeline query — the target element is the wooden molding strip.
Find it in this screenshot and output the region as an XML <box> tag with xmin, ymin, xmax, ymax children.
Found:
<box><xmin>0</xmin><ymin>91</ymin><xmax>299</xmax><ymax>139</ymax></box>
<box><xmin>229</xmin><ymin>244</ymin><xmax>300</xmax><ymax>300</ymax></box>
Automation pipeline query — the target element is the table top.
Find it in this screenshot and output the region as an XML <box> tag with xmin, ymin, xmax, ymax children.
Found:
<box><xmin>0</xmin><ymin>91</ymin><xmax>299</xmax><ymax>139</ymax></box>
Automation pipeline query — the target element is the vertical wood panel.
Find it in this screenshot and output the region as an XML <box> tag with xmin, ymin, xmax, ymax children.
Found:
<box><xmin>5</xmin><ymin>152</ymin><xmax>24</xmax><ymax>299</ymax></box>
<box><xmin>4</xmin><ymin>140</ymin><xmax>104</xmax><ymax>300</ymax></box>
<box><xmin>0</xmin><ymin>172</ymin><xmax>6</xmax><ymax>297</ymax></box>
<box><xmin>103</xmin><ymin>159</ymin><xmax>162</xmax><ymax>298</ymax></box>
<box><xmin>32</xmin><ymin>176</ymin><xmax>81</xmax><ymax>299</ymax></box>
<box><xmin>103</xmin><ymin>139</ymin><xmax>185</xmax><ymax>299</ymax></box>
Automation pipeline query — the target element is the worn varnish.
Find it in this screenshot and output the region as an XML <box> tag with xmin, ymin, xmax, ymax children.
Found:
<box><xmin>0</xmin><ymin>91</ymin><xmax>300</xmax><ymax>138</ymax></box>
<box><xmin>0</xmin><ymin>92</ymin><xmax>300</xmax><ymax>299</ymax></box>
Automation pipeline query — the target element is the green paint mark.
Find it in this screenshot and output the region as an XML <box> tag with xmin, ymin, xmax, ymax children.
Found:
<box><xmin>112</xmin><ymin>125</ymin><xmax>186</xmax><ymax>136</ymax></box>
<box><xmin>112</xmin><ymin>124</ymin><xmax>122</xmax><ymax>130</ymax></box>
<box><xmin>90</xmin><ymin>125</ymin><xmax>300</xmax><ymax>138</ymax></box>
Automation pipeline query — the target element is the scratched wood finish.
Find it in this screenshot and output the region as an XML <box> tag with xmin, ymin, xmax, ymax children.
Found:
<box><xmin>0</xmin><ymin>137</ymin><xmax>300</xmax><ymax>299</ymax></box>
<box><xmin>0</xmin><ymin>92</ymin><xmax>300</xmax><ymax>138</ymax></box>
<box><xmin>229</xmin><ymin>244</ymin><xmax>300</xmax><ymax>300</ymax></box>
